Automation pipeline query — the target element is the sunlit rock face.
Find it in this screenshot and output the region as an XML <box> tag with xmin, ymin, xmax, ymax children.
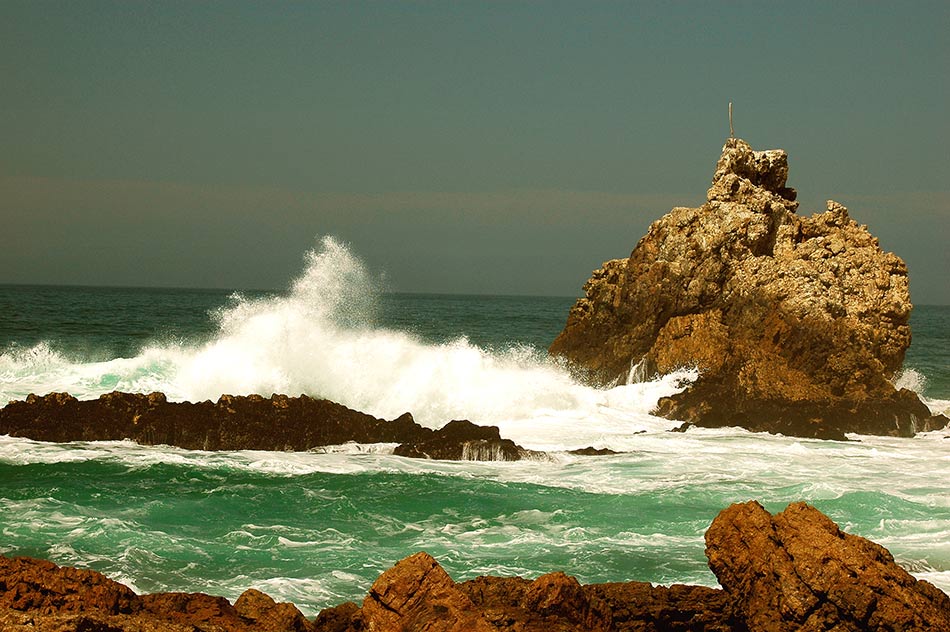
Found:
<box><xmin>550</xmin><ymin>138</ymin><xmax>946</xmax><ymax>439</ymax></box>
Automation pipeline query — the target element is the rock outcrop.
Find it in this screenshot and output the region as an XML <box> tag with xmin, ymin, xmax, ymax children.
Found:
<box><xmin>0</xmin><ymin>554</ymin><xmax>314</xmax><ymax>631</ymax></box>
<box><xmin>393</xmin><ymin>419</ymin><xmax>540</xmax><ymax>461</ymax></box>
<box><xmin>706</xmin><ymin>501</ymin><xmax>950</xmax><ymax>631</ymax></box>
<box><xmin>4</xmin><ymin>503</ymin><xmax>947</xmax><ymax>631</ymax></box>
<box><xmin>550</xmin><ymin>137</ymin><xmax>947</xmax><ymax>439</ymax></box>
<box><xmin>0</xmin><ymin>391</ymin><xmax>534</xmax><ymax>461</ymax></box>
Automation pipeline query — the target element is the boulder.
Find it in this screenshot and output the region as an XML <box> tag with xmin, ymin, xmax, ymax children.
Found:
<box><xmin>137</xmin><ymin>591</ymin><xmax>247</xmax><ymax>630</ymax></box>
<box><xmin>0</xmin><ymin>554</ymin><xmax>313</xmax><ymax>631</ymax></box>
<box><xmin>360</xmin><ymin>551</ymin><xmax>495</xmax><ymax>631</ymax></box>
<box><xmin>550</xmin><ymin>137</ymin><xmax>947</xmax><ymax>438</ymax></box>
<box><xmin>0</xmin><ymin>555</ymin><xmax>137</xmax><ymax>615</ymax></box>
<box><xmin>312</xmin><ymin>601</ymin><xmax>362</xmax><ymax>632</ymax></box>
<box><xmin>234</xmin><ymin>588</ymin><xmax>314</xmax><ymax>632</ymax></box>
<box><xmin>706</xmin><ymin>500</ymin><xmax>950</xmax><ymax>631</ymax></box>
<box><xmin>583</xmin><ymin>581</ymin><xmax>738</xmax><ymax>631</ymax></box>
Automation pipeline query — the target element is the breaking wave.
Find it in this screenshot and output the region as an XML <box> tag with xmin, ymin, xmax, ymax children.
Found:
<box><xmin>0</xmin><ymin>237</ymin><xmax>695</xmax><ymax>451</ymax></box>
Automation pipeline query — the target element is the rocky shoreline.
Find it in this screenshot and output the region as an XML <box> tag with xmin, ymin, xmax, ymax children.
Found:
<box><xmin>2</xmin><ymin>502</ymin><xmax>947</xmax><ymax>631</ymax></box>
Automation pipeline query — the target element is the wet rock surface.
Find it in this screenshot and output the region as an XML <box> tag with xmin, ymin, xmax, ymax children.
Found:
<box><xmin>0</xmin><ymin>391</ymin><xmax>531</xmax><ymax>461</ymax></box>
<box><xmin>393</xmin><ymin>419</ymin><xmax>541</xmax><ymax>461</ymax></box>
<box><xmin>550</xmin><ymin>137</ymin><xmax>947</xmax><ymax>438</ymax></box>
<box><xmin>3</xmin><ymin>503</ymin><xmax>946</xmax><ymax>631</ymax></box>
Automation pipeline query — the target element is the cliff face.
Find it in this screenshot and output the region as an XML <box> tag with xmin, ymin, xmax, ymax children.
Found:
<box><xmin>550</xmin><ymin>138</ymin><xmax>946</xmax><ymax>439</ymax></box>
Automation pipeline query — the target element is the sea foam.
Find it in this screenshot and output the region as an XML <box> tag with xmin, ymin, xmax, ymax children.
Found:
<box><xmin>0</xmin><ymin>237</ymin><xmax>692</xmax><ymax>451</ymax></box>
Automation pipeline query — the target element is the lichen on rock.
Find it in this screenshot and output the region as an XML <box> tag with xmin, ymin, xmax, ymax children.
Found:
<box><xmin>550</xmin><ymin>137</ymin><xmax>947</xmax><ymax>438</ymax></box>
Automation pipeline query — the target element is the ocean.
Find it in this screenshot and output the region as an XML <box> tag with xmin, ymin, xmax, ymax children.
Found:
<box><xmin>1</xmin><ymin>237</ymin><xmax>948</xmax><ymax>616</ymax></box>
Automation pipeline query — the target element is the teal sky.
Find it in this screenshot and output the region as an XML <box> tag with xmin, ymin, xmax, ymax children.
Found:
<box><xmin>2</xmin><ymin>2</ymin><xmax>948</xmax><ymax>302</ymax></box>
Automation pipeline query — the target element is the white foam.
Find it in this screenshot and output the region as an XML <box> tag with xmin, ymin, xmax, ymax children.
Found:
<box><xmin>1</xmin><ymin>236</ymin><xmax>696</xmax><ymax>451</ymax></box>
<box><xmin>894</xmin><ymin>367</ymin><xmax>928</xmax><ymax>393</ymax></box>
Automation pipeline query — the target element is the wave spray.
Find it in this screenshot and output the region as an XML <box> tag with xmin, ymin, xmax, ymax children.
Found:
<box><xmin>1</xmin><ymin>237</ymin><xmax>694</xmax><ymax>450</ymax></box>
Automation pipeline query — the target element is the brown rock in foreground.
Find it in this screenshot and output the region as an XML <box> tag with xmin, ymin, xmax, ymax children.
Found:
<box><xmin>304</xmin><ymin>552</ymin><xmax>731</xmax><ymax>631</ymax></box>
<box><xmin>549</xmin><ymin>137</ymin><xmax>947</xmax><ymax>439</ymax></box>
<box><xmin>361</xmin><ymin>552</ymin><xmax>496</xmax><ymax>631</ymax></box>
<box><xmin>3</xmin><ymin>502</ymin><xmax>947</xmax><ymax>630</ymax></box>
<box><xmin>0</xmin><ymin>554</ymin><xmax>313</xmax><ymax>631</ymax></box>
<box><xmin>0</xmin><ymin>391</ymin><xmax>534</xmax><ymax>461</ymax></box>
<box><xmin>706</xmin><ymin>501</ymin><xmax>950</xmax><ymax>631</ymax></box>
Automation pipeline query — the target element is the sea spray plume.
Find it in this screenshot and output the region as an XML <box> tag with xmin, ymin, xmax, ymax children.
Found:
<box><xmin>164</xmin><ymin>237</ymin><xmax>695</xmax><ymax>447</ymax></box>
<box><xmin>0</xmin><ymin>238</ymin><xmax>696</xmax><ymax>449</ymax></box>
<box><xmin>210</xmin><ymin>235</ymin><xmax>378</xmax><ymax>334</ymax></box>
<box><xmin>174</xmin><ymin>236</ymin><xmax>379</xmax><ymax>399</ymax></box>
<box><xmin>287</xmin><ymin>235</ymin><xmax>379</xmax><ymax>329</ymax></box>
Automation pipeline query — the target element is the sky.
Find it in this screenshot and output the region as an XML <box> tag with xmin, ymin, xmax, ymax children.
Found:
<box><xmin>1</xmin><ymin>2</ymin><xmax>948</xmax><ymax>303</ymax></box>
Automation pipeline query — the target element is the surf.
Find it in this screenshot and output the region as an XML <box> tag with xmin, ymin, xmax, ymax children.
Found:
<box><xmin>0</xmin><ymin>237</ymin><xmax>696</xmax><ymax>451</ymax></box>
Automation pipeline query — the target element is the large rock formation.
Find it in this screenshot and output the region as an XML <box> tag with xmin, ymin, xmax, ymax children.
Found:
<box><xmin>550</xmin><ymin>137</ymin><xmax>947</xmax><ymax>439</ymax></box>
<box><xmin>706</xmin><ymin>501</ymin><xmax>950</xmax><ymax>631</ymax></box>
<box><xmin>5</xmin><ymin>502</ymin><xmax>947</xmax><ymax>631</ymax></box>
<box><xmin>0</xmin><ymin>391</ymin><xmax>535</xmax><ymax>461</ymax></box>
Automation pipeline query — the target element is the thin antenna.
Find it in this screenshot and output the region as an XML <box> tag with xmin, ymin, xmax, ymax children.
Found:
<box><xmin>729</xmin><ymin>102</ymin><xmax>735</xmax><ymax>138</ymax></box>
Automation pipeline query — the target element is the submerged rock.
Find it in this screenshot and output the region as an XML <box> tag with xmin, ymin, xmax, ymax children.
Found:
<box><xmin>568</xmin><ymin>446</ymin><xmax>620</xmax><ymax>456</ymax></box>
<box><xmin>393</xmin><ymin>419</ymin><xmax>542</xmax><ymax>461</ymax></box>
<box><xmin>0</xmin><ymin>391</ymin><xmax>534</xmax><ymax>461</ymax></box>
<box><xmin>550</xmin><ymin>137</ymin><xmax>947</xmax><ymax>438</ymax></box>
<box><xmin>2</xmin><ymin>503</ymin><xmax>945</xmax><ymax>631</ymax></box>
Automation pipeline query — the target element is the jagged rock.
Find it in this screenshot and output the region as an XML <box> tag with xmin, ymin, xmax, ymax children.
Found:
<box><xmin>567</xmin><ymin>446</ymin><xmax>620</xmax><ymax>456</ymax></box>
<box><xmin>137</xmin><ymin>592</ymin><xmax>247</xmax><ymax>630</ymax></box>
<box><xmin>350</xmin><ymin>553</ymin><xmax>741</xmax><ymax>631</ymax></box>
<box><xmin>0</xmin><ymin>391</ymin><xmax>536</xmax><ymax>461</ymax></box>
<box><xmin>312</xmin><ymin>601</ymin><xmax>362</xmax><ymax>632</ymax></box>
<box><xmin>360</xmin><ymin>551</ymin><xmax>495</xmax><ymax>631</ymax></box>
<box><xmin>0</xmin><ymin>555</ymin><xmax>137</xmax><ymax>615</ymax></box>
<box><xmin>584</xmin><ymin>581</ymin><xmax>738</xmax><ymax>631</ymax></box>
<box><xmin>234</xmin><ymin>588</ymin><xmax>314</xmax><ymax>632</ymax></box>
<box><xmin>458</xmin><ymin>572</ymin><xmax>614</xmax><ymax>631</ymax></box>
<box><xmin>0</xmin><ymin>554</ymin><xmax>313</xmax><ymax>631</ymax></box>
<box><xmin>357</xmin><ymin>553</ymin><xmax>729</xmax><ymax>631</ymax></box>
<box><xmin>550</xmin><ymin>137</ymin><xmax>947</xmax><ymax>438</ymax></box>
<box><xmin>392</xmin><ymin>419</ymin><xmax>535</xmax><ymax>461</ymax></box>
<box><xmin>706</xmin><ymin>500</ymin><xmax>950</xmax><ymax>631</ymax></box>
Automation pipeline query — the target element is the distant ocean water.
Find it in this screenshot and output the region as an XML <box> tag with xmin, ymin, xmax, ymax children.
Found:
<box><xmin>1</xmin><ymin>237</ymin><xmax>948</xmax><ymax>616</ymax></box>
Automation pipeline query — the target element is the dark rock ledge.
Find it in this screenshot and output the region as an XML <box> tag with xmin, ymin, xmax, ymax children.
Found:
<box><xmin>2</xmin><ymin>502</ymin><xmax>948</xmax><ymax>631</ymax></box>
<box><xmin>0</xmin><ymin>391</ymin><xmax>538</xmax><ymax>461</ymax></box>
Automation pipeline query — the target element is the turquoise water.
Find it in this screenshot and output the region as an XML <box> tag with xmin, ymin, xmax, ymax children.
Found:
<box><xmin>1</xmin><ymin>238</ymin><xmax>948</xmax><ymax>615</ymax></box>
